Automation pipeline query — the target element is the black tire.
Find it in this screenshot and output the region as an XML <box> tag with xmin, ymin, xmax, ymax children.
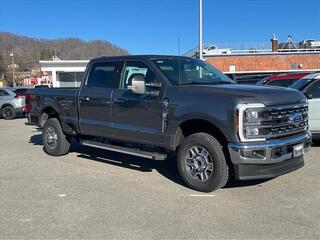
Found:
<box><xmin>2</xmin><ymin>106</ymin><xmax>16</xmax><ymax>120</ymax></box>
<box><xmin>42</xmin><ymin>118</ymin><xmax>71</xmax><ymax>156</ymax></box>
<box><xmin>177</xmin><ymin>132</ymin><xmax>229</xmax><ymax>192</ymax></box>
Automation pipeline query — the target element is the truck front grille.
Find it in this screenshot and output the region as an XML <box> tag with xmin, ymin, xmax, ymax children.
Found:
<box><xmin>259</xmin><ymin>104</ymin><xmax>308</xmax><ymax>139</ymax></box>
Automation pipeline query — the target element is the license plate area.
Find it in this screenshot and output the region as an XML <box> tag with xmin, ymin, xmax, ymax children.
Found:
<box><xmin>293</xmin><ymin>144</ymin><xmax>304</xmax><ymax>158</ymax></box>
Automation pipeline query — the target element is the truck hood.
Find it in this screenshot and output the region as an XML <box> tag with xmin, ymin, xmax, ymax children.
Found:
<box><xmin>181</xmin><ymin>84</ymin><xmax>307</xmax><ymax>106</ymax></box>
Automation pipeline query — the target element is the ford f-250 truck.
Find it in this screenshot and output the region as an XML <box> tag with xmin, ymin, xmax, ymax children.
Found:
<box><xmin>26</xmin><ymin>55</ymin><xmax>312</xmax><ymax>192</ymax></box>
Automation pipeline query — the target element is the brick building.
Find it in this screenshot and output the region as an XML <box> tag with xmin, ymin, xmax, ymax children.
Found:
<box><xmin>205</xmin><ymin>52</ymin><xmax>320</xmax><ymax>74</ymax></box>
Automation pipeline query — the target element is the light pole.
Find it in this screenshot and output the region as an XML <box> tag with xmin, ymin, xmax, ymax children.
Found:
<box><xmin>10</xmin><ymin>52</ymin><xmax>15</xmax><ymax>87</ymax></box>
<box><xmin>199</xmin><ymin>0</ymin><xmax>203</xmax><ymax>60</ymax></box>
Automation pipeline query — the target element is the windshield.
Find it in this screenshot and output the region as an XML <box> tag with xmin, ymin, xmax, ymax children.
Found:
<box><xmin>152</xmin><ymin>58</ymin><xmax>234</xmax><ymax>85</ymax></box>
<box><xmin>289</xmin><ymin>76</ymin><xmax>315</xmax><ymax>90</ymax></box>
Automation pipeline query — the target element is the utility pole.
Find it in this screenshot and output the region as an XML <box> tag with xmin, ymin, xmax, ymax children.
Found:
<box><xmin>199</xmin><ymin>0</ymin><xmax>203</xmax><ymax>60</ymax></box>
<box><xmin>9</xmin><ymin>51</ymin><xmax>16</xmax><ymax>87</ymax></box>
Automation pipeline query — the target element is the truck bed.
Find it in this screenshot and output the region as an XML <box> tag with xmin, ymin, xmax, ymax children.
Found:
<box><xmin>28</xmin><ymin>87</ymin><xmax>80</xmax><ymax>131</ymax></box>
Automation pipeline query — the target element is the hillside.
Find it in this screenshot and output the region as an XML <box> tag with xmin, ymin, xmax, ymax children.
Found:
<box><xmin>0</xmin><ymin>32</ymin><xmax>129</xmax><ymax>73</ymax></box>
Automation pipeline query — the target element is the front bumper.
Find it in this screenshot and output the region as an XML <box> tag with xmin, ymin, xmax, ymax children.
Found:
<box><xmin>228</xmin><ymin>131</ymin><xmax>312</xmax><ymax>180</ymax></box>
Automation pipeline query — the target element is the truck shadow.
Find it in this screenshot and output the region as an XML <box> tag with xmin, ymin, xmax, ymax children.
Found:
<box><xmin>29</xmin><ymin>133</ymin><xmax>184</xmax><ymax>186</ymax></box>
<box><xmin>312</xmin><ymin>139</ymin><xmax>320</xmax><ymax>147</ymax></box>
<box><xmin>29</xmin><ymin>133</ymin><xmax>277</xmax><ymax>190</ymax></box>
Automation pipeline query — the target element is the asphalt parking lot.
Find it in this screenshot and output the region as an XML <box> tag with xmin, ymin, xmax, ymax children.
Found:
<box><xmin>1</xmin><ymin>118</ymin><xmax>320</xmax><ymax>239</ymax></box>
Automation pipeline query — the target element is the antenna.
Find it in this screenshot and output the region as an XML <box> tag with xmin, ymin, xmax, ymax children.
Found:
<box><xmin>178</xmin><ymin>37</ymin><xmax>181</xmax><ymax>86</ymax></box>
<box><xmin>199</xmin><ymin>0</ymin><xmax>203</xmax><ymax>60</ymax></box>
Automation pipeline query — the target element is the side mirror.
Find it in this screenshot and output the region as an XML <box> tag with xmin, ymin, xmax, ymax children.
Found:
<box><xmin>129</xmin><ymin>74</ymin><xmax>145</xmax><ymax>95</ymax></box>
<box><xmin>304</xmin><ymin>92</ymin><xmax>313</xmax><ymax>99</ymax></box>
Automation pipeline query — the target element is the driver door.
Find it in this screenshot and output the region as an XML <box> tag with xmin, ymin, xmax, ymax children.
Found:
<box><xmin>111</xmin><ymin>60</ymin><xmax>165</xmax><ymax>146</ymax></box>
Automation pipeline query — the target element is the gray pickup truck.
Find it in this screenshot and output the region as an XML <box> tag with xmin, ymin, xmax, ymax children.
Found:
<box><xmin>26</xmin><ymin>55</ymin><xmax>312</xmax><ymax>192</ymax></box>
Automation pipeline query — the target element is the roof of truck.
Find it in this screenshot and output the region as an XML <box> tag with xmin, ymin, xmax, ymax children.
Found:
<box><xmin>91</xmin><ymin>55</ymin><xmax>192</xmax><ymax>62</ymax></box>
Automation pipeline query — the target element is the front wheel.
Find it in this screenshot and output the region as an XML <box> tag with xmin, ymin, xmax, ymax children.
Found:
<box><xmin>42</xmin><ymin>118</ymin><xmax>71</xmax><ymax>156</ymax></box>
<box><xmin>177</xmin><ymin>132</ymin><xmax>229</xmax><ymax>192</ymax></box>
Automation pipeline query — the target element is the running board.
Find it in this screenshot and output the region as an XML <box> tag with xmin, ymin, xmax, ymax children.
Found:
<box><xmin>80</xmin><ymin>140</ymin><xmax>167</xmax><ymax>160</ymax></box>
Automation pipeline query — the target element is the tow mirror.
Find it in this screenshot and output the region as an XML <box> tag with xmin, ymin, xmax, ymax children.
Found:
<box><xmin>129</xmin><ymin>74</ymin><xmax>145</xmax><ymax>95</ymax></box>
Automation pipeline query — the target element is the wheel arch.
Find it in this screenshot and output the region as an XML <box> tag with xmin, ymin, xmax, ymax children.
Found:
<box><xmin>171</xmin><ymin>118</ymin><xmax>229</xmax><ymax>151</ymax></box>
<box><xmin>1</xmin><ymin>103</ymin><xmax>15</xmax><ymax>111</ymax></box>
<box><xmin>40</xmin><ymin>106</ymin><xmax>76</xmax><ymax>135</ymax></box>
<box><xmin>39</xmin><ymin>106</ymin><xmax>60</xmax><ymax>127</ymax></box>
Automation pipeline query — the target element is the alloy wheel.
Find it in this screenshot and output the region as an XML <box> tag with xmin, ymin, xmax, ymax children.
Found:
<box><xmin>185</xmin><ymin>146</ymin><xmax>214</xmax><ymax>182</ymax></box>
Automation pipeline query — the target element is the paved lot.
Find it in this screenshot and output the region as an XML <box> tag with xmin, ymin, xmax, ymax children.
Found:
<box><xmin>1</xmin><ymin>118</ymin><xmax>320</xmax><ymax>239</ymax></box>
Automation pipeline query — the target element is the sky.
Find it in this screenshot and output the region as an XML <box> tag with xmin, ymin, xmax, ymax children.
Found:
<box><xmin>0</xmin><ymin>0</ymin><xmax>319</xmax><ymax>55</ymax></box>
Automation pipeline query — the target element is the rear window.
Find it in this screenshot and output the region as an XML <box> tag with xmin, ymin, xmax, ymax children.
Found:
<box><xmin>87</xmin><ymin>61</ymin><xmax>123</xmax><ymax>88</ymax></box>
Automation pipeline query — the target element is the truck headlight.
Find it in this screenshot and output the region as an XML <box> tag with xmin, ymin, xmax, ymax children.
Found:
<box><xmin>237</xmin><ymin>103</ymin><xmax>266</xmax><ymax>142</ymax></box>
<box><xmin>245</xmin><ymin>109</ymin><xmax>259</xmax><ymax>122</ymax></box>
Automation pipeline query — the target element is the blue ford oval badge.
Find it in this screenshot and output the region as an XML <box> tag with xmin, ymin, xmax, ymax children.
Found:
<box><xmin>289</xmin><ymin>112</ymin><xmax>303</xmax><ymax>125</ymax></box>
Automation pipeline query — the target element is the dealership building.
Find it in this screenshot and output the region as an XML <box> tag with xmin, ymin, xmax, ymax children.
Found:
<box><xmin>39</xmin><ymin>59</ymin><xmax>89</xmax><ymax>87</ymax></box>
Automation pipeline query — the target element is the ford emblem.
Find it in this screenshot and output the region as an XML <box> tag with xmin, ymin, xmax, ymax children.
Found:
<box><xmin>289</xmin><ymin>112</ymin><xmax>303</xmax><ymax>125</ymax></box>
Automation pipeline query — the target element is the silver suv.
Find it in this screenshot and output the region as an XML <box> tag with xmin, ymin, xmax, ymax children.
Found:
<box><xmin>0</xmin><ymin>89</ymin><xmax>26</xmax><ymax>120</ymax></box>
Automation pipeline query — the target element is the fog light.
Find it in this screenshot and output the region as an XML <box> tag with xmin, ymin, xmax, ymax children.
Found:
<box><xmin>241</xmin><ymin>149</ymin><xmax>266</xmax><ymax>159</ymax></box>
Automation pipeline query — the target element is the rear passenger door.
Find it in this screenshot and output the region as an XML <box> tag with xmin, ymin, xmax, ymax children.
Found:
<box><xmin>305</xmin><ymin>80</ymin><xmax>320</xmax><ymax>133</ymax></box>
<box><xmin>78</xmin><ymin>61</ymin><xmax>123</xmax><ymax>137</ymax></box>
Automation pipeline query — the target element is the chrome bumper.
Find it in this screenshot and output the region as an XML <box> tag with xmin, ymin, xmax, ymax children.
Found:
<box><xmin>228</xmin><ymin>131</ymin><xmax>312</xmax><ymax>165</ymax></box>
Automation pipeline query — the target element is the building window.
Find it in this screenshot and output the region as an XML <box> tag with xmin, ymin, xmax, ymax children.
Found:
<box><xmin>58</xmin><ymin>72</ymin><xmax>84</xmax><ymax>87</ymax></box>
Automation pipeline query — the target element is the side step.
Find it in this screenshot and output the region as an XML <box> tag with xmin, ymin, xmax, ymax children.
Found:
<box><xmin>80</xmin><ymin>140</ymin><xmax>167</xmax><ymax>161</ymax></box>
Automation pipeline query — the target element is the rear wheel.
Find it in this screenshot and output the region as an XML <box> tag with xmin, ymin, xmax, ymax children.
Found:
<box><xmin>42</xmin><ymin>118</ymin><xmax>71</xmax><ymax>156</ymax></box>
<box><xmin>177</xmin><ymin>132</ymin><xmax>229</xmax><ymax>192</ymax></box>
<box><xmin>2</xmin><ymin>106</ymin><xmax>16</xmax><ymax>120</ymax></box>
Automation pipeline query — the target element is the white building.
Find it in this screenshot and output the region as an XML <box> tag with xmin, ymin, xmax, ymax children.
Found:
<box><xmin>39</xmin><ymin>59</ymin><xmax>89</xmax><ymax>87</ymax></box>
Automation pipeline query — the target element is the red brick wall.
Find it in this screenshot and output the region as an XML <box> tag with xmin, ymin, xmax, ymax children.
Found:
<box><xmin>205</xmin><ymin>53</ymin><xmax>320</xmax><ymax>73</ymax></box>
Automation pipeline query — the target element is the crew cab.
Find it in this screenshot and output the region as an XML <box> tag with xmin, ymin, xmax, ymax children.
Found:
<box><xmin>26</xmin><ymin>55</ymin><xmax>312</xmax><ymax>192</ymax></box>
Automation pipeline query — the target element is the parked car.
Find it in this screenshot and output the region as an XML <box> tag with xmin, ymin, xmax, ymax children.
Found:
<box><xmin>256</xmin><ymin>72</ymin><xmax>311</xmax><ymax>87</ymax></box>
<box><xmin>0</xmin><ymin>88</ymin><xmax>26</xmax><ymax>120</ymax></box>
<box><xmin>26</xmin><ymin>55</ymin><xmax>311</xmax><ymax>192</ymax></box>
<box><xmin>290</xmin><ymin>73</ymin><xmax>320</xmax><ymax>138</ymax></box>
<box><xmin>233</xmin><ymin>73</ymin><xmax>273</xmax><ymax>85</ymax></box>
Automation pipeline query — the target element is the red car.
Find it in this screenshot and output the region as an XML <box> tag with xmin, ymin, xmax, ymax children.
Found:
<box><xmin>256</xmin><ymin>72</ymin><xmax>311</xmax><ymax>87</ymax></box>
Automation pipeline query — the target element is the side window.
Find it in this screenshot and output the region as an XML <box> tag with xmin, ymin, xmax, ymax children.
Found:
<box><xmin>87</xmin><ymin>61</ymin><xmax>122</xmax><ymax>88</ymax></box>
<box><xmin>0</xmin><ymin>90</ymin><xmax>9</xmax><ymax>96</ymax></box>
<box><xmin>306</xmin><ymin>80</ymin><xmax>320</xmax><ymax>99</ymax></box>
<box><xmin>121</xmin><ymin>61</ymin><xmax>156</xmax><ymax>89</ymax></box>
